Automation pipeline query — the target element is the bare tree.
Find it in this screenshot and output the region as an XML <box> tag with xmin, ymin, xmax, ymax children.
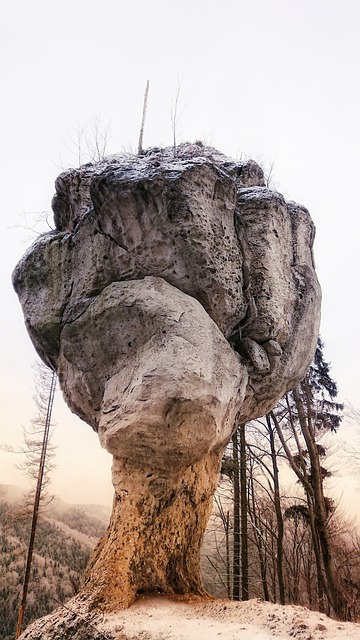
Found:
<box><xmin>85</xmin><ymin>115</ymin><xmax>112</xmax><ymax>163</ymax></box>
<box><xmin>213</xmin><ymin>492</ymin><xmax>231</xmax><ymax>597</ymax></box>
<box><xmin>244</xmin><ymin>416</ymin><xmax>288</xmax><ymax>604</ymax></box>
<box><xmin>342</xmin><ymin>404</ymin><xmax>360</xmax><ymax>488</ymax></box>
<box><xmin>265</xmin><ymin>414</ymin><xmax>285</xmax><ymax>604</ymax></box>
<box><xmin>60</xmin><ymin>116</ymin><xmax>112</xmax><ymax>167</ymax></box>
<box><xmin>13</xmin><ymin>210</ymin><xmax>54</xmax><ymax>242</ymax></box>
<box><xmin>14</xmin><ymin>363</ymin><xmax>57</xmax><ymax>638</ymax></box>
<box><xmin>170</xmin><ymin>79</ymin><xmax>186</xmax><ymax>156</ymax></box>
<box><xmin>247</xmin><ymin>473</ymin><xmax>271</xmax><ymax>601</ymax></box>
<box><xmin>4</xmin><ymin>363</ymin><xmax>57</xmax><ymax>514</ymax></box>
<box><xmin>232</xmin><ymin>430</ymin><xmax>240</xmax><ymax>600</ymax></box>
<box><xmin>239</xmin><ymin>422</ymin><xmax>249</xmax><ymax>600</ymax></box>
<box><xmin>200</xmin><ymin>483</ymin><xmax>233</xmax><ymax>598</ymax></box>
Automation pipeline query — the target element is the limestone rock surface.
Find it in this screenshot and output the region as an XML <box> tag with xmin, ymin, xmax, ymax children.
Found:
<box><xmin>13</xmin><ymin>143</ymin><xmax>321</xmax><ymax>429</ymax></box>
<box><xmin>59</xmin><ymin>275</ymin><xmax>247</xmax><ymax>470</ymax></box>
<box><xmin>13</xmin><ymin>143</ymin><xmax>321</xmax><ymax>620</ymax></box>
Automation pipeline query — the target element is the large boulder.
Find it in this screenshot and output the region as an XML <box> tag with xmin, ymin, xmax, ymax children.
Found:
<box><xmin>13</xmin><ymin>143</ymin><xmax>321</xmax><ymax>619</ymax></box>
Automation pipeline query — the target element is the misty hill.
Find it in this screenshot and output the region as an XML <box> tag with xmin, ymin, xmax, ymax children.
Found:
<box><xmin>0</xmin><ymin>485</ymin><xmax>110</xmax><ymax>640</ymax></box>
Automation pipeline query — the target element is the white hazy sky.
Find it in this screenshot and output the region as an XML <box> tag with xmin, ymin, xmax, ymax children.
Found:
<box><xmin>1</xmin><ymin>0</ymin><xmax>359</xmax><ymax>511</ymax></box>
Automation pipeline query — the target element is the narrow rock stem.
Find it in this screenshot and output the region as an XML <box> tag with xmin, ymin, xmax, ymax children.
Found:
<box><xmin>83</xmin><ymin>450</ymin><xmax>223</xmax><ymax>610</ymax></box>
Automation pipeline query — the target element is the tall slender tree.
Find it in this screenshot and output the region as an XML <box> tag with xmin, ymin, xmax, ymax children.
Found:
<box><xmin>265</xmin><ymin>414</ymin><xmax>285</xmax><ymax>604</ymax></box>
<box><xmin>239</xmin><ymin>422</ymin><xmax>249</xmax><ymax>600</ymax></box>
<box><xmin>15</xmin><ymin>364</ymin><xmax>57</xmax><ymax>638</ymax></box>
<box><xmin>232</xmin><ymin>430</ymin><xmax>240</xmax><ymax>601</ymax></box>
<box><xmin>270</xmin><ymin>338</ymin><xmax>348</xmax><ymax>619</ymax></box>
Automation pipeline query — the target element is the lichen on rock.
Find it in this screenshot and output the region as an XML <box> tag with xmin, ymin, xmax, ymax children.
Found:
<box><xmin>13</xmin><ymin>142</ymin><xmax>321</xmax><ymax>629</ymax></box>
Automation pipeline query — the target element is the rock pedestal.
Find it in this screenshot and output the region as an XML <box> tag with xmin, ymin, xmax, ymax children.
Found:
<box><xmin>13</xmin><ymin>143</ymin><xmax>321</xmax><ymax>620</ymax></box>
<box><xmin>84</xmin><ymin>452</ymin><xmax>222</xmax><ymax>610</ymax></box>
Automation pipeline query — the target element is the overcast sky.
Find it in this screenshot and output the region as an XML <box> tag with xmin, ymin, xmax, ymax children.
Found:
<box><xmin>1</xmin><ymin>0</ymin><xmax>359</xmax><ymax>512</ymax></box>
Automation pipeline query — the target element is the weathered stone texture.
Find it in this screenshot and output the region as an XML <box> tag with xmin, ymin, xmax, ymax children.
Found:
<box><xmin>13</xmin><ymin>144</ymin><xmax>320</xmax><ymax>429</ymax></box>
<box><xmin>58</xmin><ymin>276</ymin><xmax>247</xmax><ymax>465</ymax></box>
<box><xmin>13</xmin><ymin>142</ymin><xmax>321</xmax><ymax>622</ymax></box>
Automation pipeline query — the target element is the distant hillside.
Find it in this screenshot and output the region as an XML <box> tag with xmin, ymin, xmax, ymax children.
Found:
<box><xmin>0</xmin><ymin>485</ymin><xmax>110</xmax><ymax>640</ymax></box>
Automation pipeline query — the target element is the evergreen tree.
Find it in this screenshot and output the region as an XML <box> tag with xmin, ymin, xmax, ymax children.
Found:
<box><xmin>270</xmin><ymin>337</ymin><xmax>348</xmax><ymax>619</ymax></box>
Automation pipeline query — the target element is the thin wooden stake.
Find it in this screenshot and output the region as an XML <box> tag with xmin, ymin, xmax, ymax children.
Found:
<box><xmin>138</xmin><ymin>80</ymin><xmax>149</xmax><ymax>155</ymax></box>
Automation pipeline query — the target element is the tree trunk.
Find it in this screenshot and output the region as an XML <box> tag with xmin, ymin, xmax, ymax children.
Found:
<box><xmin>239</xmin><ymin>422</ymin><xmax>249</xmax><ymax>600</ymax></box>
<box><xmin>83</xmin><ymin>450</ymin><xmax>222</xmax><ymax>610</ymax></box>
<box><xmin>258</xmin><ymin>543</ymin><xmax>270</xmax><ymax>602</ymax></box>
<box><xmin>16</xmin><ymin>370</ymin><xmax>57</xmax><ymax>638</ymax></box>
<box><xmin>232</xmin><ymin>431</ymin><xmax>240</xmax><ymax>601</ymax></box>
<box><xmin>305</xmin><ymin>493</ymin><xmax>326</xmax><ymax>611</ymax></box>
<box><xmin>293</xmin><ymin>386</ymin><xmax>348</xmax><ymax>620</ymax></box>
<box><xmin>248</xmin><ymin>471</ymin><xmax>270</xmax><ymax>601</ymax></box>
<box><xmin>225</xmin><ymin>510</ymin><xmax>231</xmax><ymax>598</ymax></box>
<box><xmin>266</xmin><ymin>415</ymin><xmax>285</xmax><ymax>604</ymax></box>
<box><xmin>270</xmin><ymin>407</ymin><xmax>326</xmax><ymax>611</ymax></box>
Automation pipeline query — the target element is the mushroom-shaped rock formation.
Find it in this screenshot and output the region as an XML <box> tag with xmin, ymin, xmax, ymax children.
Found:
<box><xmin>13</xmin><ymin>143</ymin><xmax>321</xmax><ymax>613</ymax></box>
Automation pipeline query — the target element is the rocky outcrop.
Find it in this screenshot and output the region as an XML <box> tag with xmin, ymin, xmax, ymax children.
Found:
<box><xmin>13</xmin><ymin>143</ymin><xmax>321</xmax><ymax>626</ymax></box>
<box><xmin>17</xmin><ymin>595</ymin><xmax>360</xmax><ymax>640</ymax></box>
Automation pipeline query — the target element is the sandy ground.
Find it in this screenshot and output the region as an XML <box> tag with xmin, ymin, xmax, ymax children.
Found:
<box><xmin>98</xmin><ymin>595</ymin><xmax>360</xmax><ymax>640</ymax></box>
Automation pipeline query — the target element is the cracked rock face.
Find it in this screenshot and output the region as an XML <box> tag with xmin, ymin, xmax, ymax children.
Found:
<box><xmin>13</xmin><ymin>143</ymin><xmax>321</xmax><ymax>618</ymax></box>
